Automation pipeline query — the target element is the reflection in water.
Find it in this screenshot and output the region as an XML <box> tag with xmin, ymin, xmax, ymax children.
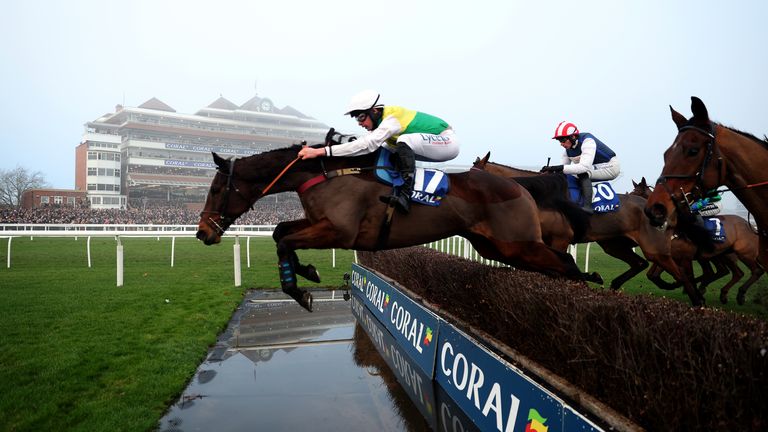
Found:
<box><xmin>158</xmin><ymin>291</ymin><xmax>437</xmax><ymax>432</ymax></box>
<box><xmin>351</xmin><ymin>324</ymin><xmax>433</xmax><ymax>431</ymax></box>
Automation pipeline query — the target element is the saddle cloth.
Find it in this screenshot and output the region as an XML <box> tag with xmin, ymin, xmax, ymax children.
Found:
<box><xmin>704</xmin><ymin>218</ymin><xmax>726</xmax><ymax>243</ymax></box>
<box><xmin>375</xmin><ymin>149</ymin><xmax>450</xmax><ymax>207</ymax></box>
<box><xmin>566</xmin><ymin>175</ymin><xmax>620</xmax><ymax>214</ymax></box>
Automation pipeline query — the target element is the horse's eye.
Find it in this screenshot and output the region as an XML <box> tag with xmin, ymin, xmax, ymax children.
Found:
<box><xmin>686</xmin><ymin>147</ymin><xmax>700</xmax><ymax>157</ymax></box>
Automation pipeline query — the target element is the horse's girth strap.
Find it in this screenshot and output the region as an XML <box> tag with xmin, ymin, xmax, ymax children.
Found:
<box><xmin>327</xmin><ymin>168</ymin><xmax>362</xmax><ymax>178</ymax></box>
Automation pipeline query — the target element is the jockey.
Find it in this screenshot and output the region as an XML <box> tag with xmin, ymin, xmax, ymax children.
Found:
<box><xmin>298</xmin><ymin>89</ymin><xmax>459</xmax><ymax>214</ymax></box>
<box><xmin>540</xmin><ymin>121</ymin><xmax>621</xmax><ymax>214</ymax></box>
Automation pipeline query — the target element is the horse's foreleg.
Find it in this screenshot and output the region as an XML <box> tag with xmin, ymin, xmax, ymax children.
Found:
<box><xmin>647</xmin><ymin>255</ymin><xmax>705</xmax><ymax>306</ymax></box>
<box><xmin>274</xmin><ymin>219</ymin><xmax>321</xmax><ymax>283</ymax></box>
<box><xmin>645</xmin><ymin>258</ymin><xmax>680</xmax><ymax>291</ymax></box>
<box><xmin>597</xmin><ymin>239</ymin><xmax>649</xmax><ymax>291</ymax></box>
<box><xmin>275</xmin><ymin>219</ymin><xmax>345</xmax><ymax>312</ymax></box>
<box><xmin>696</xmin><ymin>257</ymin><xmax>729</xmax><ymax>292</ymax></box>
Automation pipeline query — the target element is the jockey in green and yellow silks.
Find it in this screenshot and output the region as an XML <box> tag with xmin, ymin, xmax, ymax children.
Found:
<box><xmin>298</xmin><ymin>89</ymin><xmax>460</xmax><ymax>214</ymax></box>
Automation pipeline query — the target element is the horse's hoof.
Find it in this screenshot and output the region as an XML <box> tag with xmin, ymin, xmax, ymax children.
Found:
<box><xmin>301</xmin><ymin>292</ymin><xmax>314</xmax><ymax>312</ymax></box>
<box><xmin>720</xmin><ymin>295</ymin><xmax>728</xmax><ymax>305</ymax></box>
<box><xmin>305</xmin><ymin>265</ymin><xmax>321</xmax><ymax>283</ymax></box>
<box><xmin>737</xmin><ymin>294</ymin><xmax>746</xmax><ymax>306</ymax></box>
<box><xmin>587</xmin><ymin>272</ymin><xmax>603</xmax><ymax>285</ymax></box>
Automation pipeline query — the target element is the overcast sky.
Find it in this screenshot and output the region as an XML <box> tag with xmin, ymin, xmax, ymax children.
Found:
<box><xmin>1</xmin><ymin>0</ymin><xmax>766</xmax><ymax>209</ymax></box>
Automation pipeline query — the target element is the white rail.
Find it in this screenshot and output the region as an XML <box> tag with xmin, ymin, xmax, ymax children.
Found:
<box><xmin>1</xmin><ymin>224</ymin><xmax>593</xmax><ymax>286</ymax></box>
<box><xmin>424</xmin><ymin>235</ymin><xmax>591</xmax><ymax>270</ymax></box>
<box><xmin>0</xmin><ymin>224</ymin><xmax>298</xmax><ymax>287</ymax></box>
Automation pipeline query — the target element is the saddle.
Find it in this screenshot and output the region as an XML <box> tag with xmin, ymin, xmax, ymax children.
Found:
<box><xmin>374</xmin><ymin>149</ymin><xmax>450</xmax><ymax>207</ymax></box>
<box><xmin>565</xmin><ymin>175</ymin><xmax>620</xmax><ymax>214</ymax></box>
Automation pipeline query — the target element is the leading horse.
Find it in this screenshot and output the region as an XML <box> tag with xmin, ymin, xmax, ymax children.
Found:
<box><xmin>645</xmin><ymin>96</ymin><xmax>768</xmax><ymax>269</ymax></box>
<box><xmin>196</xmin><ymin>146</ymin><xmax>599</xmax><ymax>311</ymax></box>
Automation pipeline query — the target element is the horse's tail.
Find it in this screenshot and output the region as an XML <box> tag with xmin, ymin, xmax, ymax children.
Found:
<box><xmin>550</xmin><ymin>198</ymin><xmax>591</xmax><ymax>242</ymax></box>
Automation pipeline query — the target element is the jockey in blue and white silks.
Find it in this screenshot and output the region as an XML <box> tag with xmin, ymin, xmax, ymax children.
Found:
<box><xmin>541</xmin><ymin>121</ymin><xmax>621</xmax><ymax>213</ymax></box>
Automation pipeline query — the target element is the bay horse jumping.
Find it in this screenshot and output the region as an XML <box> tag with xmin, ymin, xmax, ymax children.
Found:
<box><xmin>632</xmin><ymin>178</ymin><xmax>764</xmax><ymax>305</ymax></box>
<box><xmin>472</xmin><ymin>153</ymin><xmax>710</xmax><ymax>305</ymax></box>
<box><xmin>196</xmin><ymin>146</ymin><xmax>600</xmax><ymax>311</ymax></box>
<box><xmin>645</xmin><ymin>96</ymin><xmax>768</xmax><ymax>270</ymax></box>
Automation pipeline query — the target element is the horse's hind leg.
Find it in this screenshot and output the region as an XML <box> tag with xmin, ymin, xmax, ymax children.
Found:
<box><xmin>714</xmin><ymin>254</ymin><xmax>742</xmax><ymax>304</ymax></box>
<box><xmin>597</xmin><ymin>239</ymin><xmax>648</xmax><ymax>290</ymax></box>
<box><xmin>736</xmin><ymin>263</ymin><xmax>764</xmax><ymax>306</ymax></box>
<box><xmin>274</xmin><ymin>219</ymin><xmax>321</xmax><ymax>283</ymax></box>
<box><xmin>469</xmin><ymin>233</ymin><xmax>601</xmax><ymax>283</ymax></box>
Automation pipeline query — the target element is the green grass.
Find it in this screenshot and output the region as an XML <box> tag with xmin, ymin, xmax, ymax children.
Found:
<box><xmin>0</xmin><ymin>237</ymin><xmax>765</xmax><ymax>431</ymax></box>
<box><xmin>0</xmin><ymin>236</ymin><xmax>354</xmax><ymax>432</ymax></box>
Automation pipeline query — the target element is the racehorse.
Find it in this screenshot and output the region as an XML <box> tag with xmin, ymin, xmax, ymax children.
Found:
<box><xmin>645</xmin><ymin>96</ymin><xmax>768</xmax><ymax>270</ymax></box>
<box><xmin>632</xmin><ymin>178</ymin><xmax>764</xmax><ymax>305</ymax></box>
<box><xmin>471</xmin><ymin>153</ymin><xmax>712</xmax><ymax>305</ymax></box>
<box><xmin>196</xmin><ymin>146</ymin><xmax>600</xmax><ymax>311</ymax></box>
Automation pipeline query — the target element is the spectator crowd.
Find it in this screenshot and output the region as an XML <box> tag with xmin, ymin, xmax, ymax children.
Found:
<box><xmin>0</xmin><ymin>194</ymin><xmax>305</xmax><ymax>225</ymax></box>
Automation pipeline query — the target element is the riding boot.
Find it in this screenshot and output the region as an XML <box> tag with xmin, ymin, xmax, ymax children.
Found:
<box><xmin>578</xmin><ymin>172</ymin><xmax>594</xmax><ymax>214</ymax></box>
<box><xmin>380</xmin><ymin>143</ymin><xmax>416</xmax><ymax>214</ymax></box>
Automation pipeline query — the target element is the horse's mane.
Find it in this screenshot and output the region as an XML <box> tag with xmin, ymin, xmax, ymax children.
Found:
<box><xmin>720</xmin><ymin>124</ymin><xmax>768</xmax><ymax>151</ymax></box>
<box><xmin>488</xmin><ymin>161</ymin><xmax>539</xmax><ymax>175</ymax></box>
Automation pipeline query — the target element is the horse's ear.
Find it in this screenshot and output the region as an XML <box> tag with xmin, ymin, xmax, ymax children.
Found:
<box><xmin>632</xmin><ymin>179</ymin><xmax>638</xmax><ymax>187</ymax></box>
<box><xmin>640</xmin><ymin>176</ymin><xmax>647</xmax><ymax>185</ymax></box>
<box><xmin>482</xmin><ymin>151</ymin><xmax>490</xmax><ymax>163</ymax></box>
<box><xmin>670</xmin><ymin>105</ymin><xmax>687</xmax><ymax>129</ymax></box>
<box><xmin>212</xmin><ymin>152</ymin><xmax>227</xmax><ymax>168</ymax></box>
<box><xmin>690</xmin><ymin>96</ymin><xmax>710</xmax><ymax>125</ymax></box>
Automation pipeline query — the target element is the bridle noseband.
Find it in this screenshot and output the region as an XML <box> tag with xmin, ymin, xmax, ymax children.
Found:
<box><xmin>199</xmin><ymin>159</ymin><xmax>253</xmax><ymax>236</ymax></box>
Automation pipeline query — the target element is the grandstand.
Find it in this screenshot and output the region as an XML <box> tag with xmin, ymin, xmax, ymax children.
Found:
<box><xmin>75</xmin><ymin>94</ymin><xmax>330</xmax><ymax>210</ymax></box>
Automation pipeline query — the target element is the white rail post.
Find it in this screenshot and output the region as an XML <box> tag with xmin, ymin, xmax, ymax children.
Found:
<box><xmin>6</xmin><ymin>237</ymin><xmax>12</xmax><ymax>268</ymax></box>
<box><xmin>584</xmin><ymin>242</ymin><xmax>592</xmax><ymax>273</ymax></box>
<box><xmin>116</xmin><ymin>236</ymin><xmax>124</xmax><ymax>287</ymax></box>
<box><xmin>171</xmin><ymin>237</ymin><xmax>176</xmax><ymax>267</ymax></box>
<box><xmin>246</xmin><ymin>236</ymin><xmax>251</xmax><ymax>268</ymax></box>
<box><xmin>87</xmin><ymin>236</ymin><xmax>92</xmax><ymax>268</ymax></box>
<box><xmin>233</xmin><ymin>236</ymin><xmax>242</xmax><ymax>287</ymax></box>
<box><xmin>332</xmin><ymin>249</ymin><xmax>336</xmax><ymax>268</ymax></box>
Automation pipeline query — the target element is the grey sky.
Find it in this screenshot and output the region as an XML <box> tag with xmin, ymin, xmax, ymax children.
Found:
<box><xmin>1</xmin><ymin>0</ymin><xmax>766</xmax><ymax>210</ymax></box>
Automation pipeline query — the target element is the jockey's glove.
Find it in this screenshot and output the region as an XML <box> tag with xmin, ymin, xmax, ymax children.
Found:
<box><xmin>540</xmin><ymin>165</ymin><xmax>564</xmax><ymax>173</ymax></box>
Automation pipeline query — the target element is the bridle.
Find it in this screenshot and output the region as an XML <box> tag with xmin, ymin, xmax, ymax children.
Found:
<box><xmin>199</xmin><ymin>156</ymin><xmax>301</xmax><ymax>236</ymax></box>
<box><xmin>199</xmin><ymin>158</ymin><xmax>249</xmax><ymax>236</ymax></box>
<box><xmin>654</xmin><ymin>123</ymin><xmax>724</xmax><ymax>210</ymax></box>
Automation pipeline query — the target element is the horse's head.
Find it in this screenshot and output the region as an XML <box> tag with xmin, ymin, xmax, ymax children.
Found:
<box><xmin>630</xmin><ymin>177</ymin><xmax>652</xmax><ymax>198</ymax></box>
<box><xmin>196</xmin><ymin>152</ymin><xmax>260</xmax><ymax>245</ymax></box>
<box><xmin>645</xmin><ymin>96</ymin><xmax>726</xmax><ymax>227</ymax></box>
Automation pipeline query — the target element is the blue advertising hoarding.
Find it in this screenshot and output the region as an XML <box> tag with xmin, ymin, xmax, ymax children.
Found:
<box><xmin>350</xmin><ymin>263</ymin><xmax>441</xmax><ymax>378</ymax></box>
<box><xmin>351</xmin><ymin>293</ymin><xmax>438</xmax><ymax>430</ymax></box>
<box><xmin>350</xmin><ymin>263</ymin><xmax>607</xmax><ymax>431</ymax></box>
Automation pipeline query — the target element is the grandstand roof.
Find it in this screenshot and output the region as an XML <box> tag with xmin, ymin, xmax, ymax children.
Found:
<box><xmin>206</xmin><ymin>96</ymin><xmax>239</xmax><ymax>110</ymax></box>
<box><xmin>138</xmin><ymin>97</ymin><xmax>176</xmax><ymax>112</ymax></box>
